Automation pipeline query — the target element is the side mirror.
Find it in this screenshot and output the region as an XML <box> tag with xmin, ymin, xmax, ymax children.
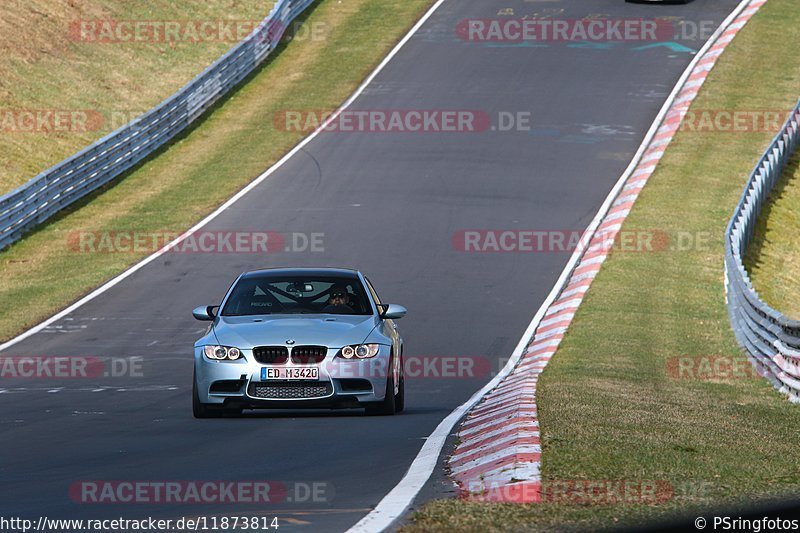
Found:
<box><xmin>380</xmin><ymin>304</ymin><xmax>407</xmax><ymax>320</ymax></box>
<box><xmin>192</xmin><ymin>305</ymin><xmax>218</xmax><ymax>321</ymax></box>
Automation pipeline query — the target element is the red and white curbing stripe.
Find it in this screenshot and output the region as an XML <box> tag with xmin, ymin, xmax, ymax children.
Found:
<box><xmin>448</xmin><ymin>0</ymin><xmax>769</xmax><ymax>503</ymax></box>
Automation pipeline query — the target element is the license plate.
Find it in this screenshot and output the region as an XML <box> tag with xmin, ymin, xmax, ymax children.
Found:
<box><xmin>261</xmin><ymin>367</ymin><xmax>319</xmax><ymax>381</ymax></box>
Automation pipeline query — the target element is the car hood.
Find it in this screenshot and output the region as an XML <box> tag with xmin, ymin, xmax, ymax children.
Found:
<box><xmin>212</xmin><ymin>314</ymin><xmax>379</xmax><ymax>348</ymax></box>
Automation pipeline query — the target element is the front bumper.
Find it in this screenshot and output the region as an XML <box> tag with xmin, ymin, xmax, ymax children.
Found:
<box><xmin>193</xmin><ymin>345</ymin><xmax>391</xmax><ymax>409</ymax></box>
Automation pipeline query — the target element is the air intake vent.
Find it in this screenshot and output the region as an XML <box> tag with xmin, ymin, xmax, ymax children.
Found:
<box><xmin>253</xmin><ymin>346</ymin><xmax>289</xmax><ymax>364</ymax></box>
<box><xmin>248</xmin><ymin>381</ymin><xmax>332</xmax><ymax>399</ymax></box>
<box><xmin>291</xmin><ymin>345</ymin><xmax>327</xmax><ymax>364</ymax></box>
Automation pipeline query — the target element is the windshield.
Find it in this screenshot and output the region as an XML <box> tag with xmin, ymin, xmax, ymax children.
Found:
<box><xmin>221</xmin><ymin>275</ymin><xmax>372</xmax><ymax>316</ymax></box>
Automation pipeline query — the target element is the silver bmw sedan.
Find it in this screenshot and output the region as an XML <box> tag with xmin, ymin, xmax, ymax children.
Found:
<box><xmin>191</xmin><ymin>268</ymin><xmax>406</xmax><ymax>417</ymax></box>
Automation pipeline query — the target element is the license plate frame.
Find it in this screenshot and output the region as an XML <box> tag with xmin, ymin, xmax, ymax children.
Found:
<box><xmin>261</xmin><ymin>367</ymin><xmax>319</xmax><ymax>381</ymax></box>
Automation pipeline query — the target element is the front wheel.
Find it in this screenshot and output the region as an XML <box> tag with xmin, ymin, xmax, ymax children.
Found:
<box><xmin>366</xmin><ymin>368</ymin><xmax>397</xmax><ymax>416</ymax></box>
<box><xmin>394</xmin><ymin>355</ymin><xmax>405</xmax><ymax>413</ymax></box>
<box><xmin>193</xmin><ymin>374</ymin><xmax>220</xmax><ymax>418</ymax></box>
<box><xmin>192</xmin><ymin>369</ymin><xmax>241</xmax><ymax>418</ymax></box>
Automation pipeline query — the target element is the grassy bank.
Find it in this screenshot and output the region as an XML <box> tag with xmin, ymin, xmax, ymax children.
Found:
<box><xmin>407</xmin><ymin>0</ymin><xmax>800</xmax><ymax>530</ymax></box>
<box><xmin>0</xmin><ymin>0</ymin><xmax>274</xmax><ymax>195</ymax></box>
<box><xmin>0</xmin><ymin>0</ymin><xmax>433</xmax><ymax>342</ymax></box>
<box><xmin>745</xmin><ymin>152</ymin><xmax>800</xmax><ymax>318</ymax></box>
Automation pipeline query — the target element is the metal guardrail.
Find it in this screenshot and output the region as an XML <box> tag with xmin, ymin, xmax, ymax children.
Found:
<box><xmin>725</xmin><ymin>99</ymin><xmax>800</xmax><ymax>402</ymax></box>
<box><xmin>0</xmin><ymin>0</ymin><xmax>315</xmax><ymax>250</ymax></box>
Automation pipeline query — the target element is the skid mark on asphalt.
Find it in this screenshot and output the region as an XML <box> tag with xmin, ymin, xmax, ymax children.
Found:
<box><xmin>42</xmin><ymin>324</ymin><xmax>87</xmax><ymax>334</ymax></box>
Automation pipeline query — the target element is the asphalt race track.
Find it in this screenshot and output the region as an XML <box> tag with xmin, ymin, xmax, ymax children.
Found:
<box><xmin>0</xmin><ymin>0</ymin><xmax>741</xmax><ymax>531</ymax></box>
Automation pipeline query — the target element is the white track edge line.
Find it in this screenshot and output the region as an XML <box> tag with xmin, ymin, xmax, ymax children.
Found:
<box><xmin>347</xmin><ymin>0</ymin><xmax>755</xmax><ymax>531</ymax></box>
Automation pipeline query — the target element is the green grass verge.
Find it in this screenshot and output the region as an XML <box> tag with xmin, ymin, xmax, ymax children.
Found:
<box><xmin>0</xmin><ymin>0</ymin><xmax>433</xmax><ymax>342</ymax></box>
<box><xmin>406</xmin><ymin>0</ymin><xmax>800</xmax><ymax>530</ymax></box>
<box><xmin>0</xmin><ymin>0</ymin><xmax>270</xmax><ymax>194</ymax></box>
<box><xmin>745</xmin><ymin>152</ymin><xmax>800</xmax><ymax>318</ymax></box>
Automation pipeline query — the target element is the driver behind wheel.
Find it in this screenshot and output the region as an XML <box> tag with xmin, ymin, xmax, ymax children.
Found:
<box><xmin>322</xmin><ymin>284</ymin><xmax>355</xmax><ymax>314</ymax></box>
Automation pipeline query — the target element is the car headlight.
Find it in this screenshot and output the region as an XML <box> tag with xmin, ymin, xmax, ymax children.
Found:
<box><xmin>204</xmin><ymin>345</ymin><xmax>242</xmax><ymax>361</ymax></box>
<box><xmin>337</xmin><ymin>344</ymin><xmax>380</xmax><ymax>359</ymax></box>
